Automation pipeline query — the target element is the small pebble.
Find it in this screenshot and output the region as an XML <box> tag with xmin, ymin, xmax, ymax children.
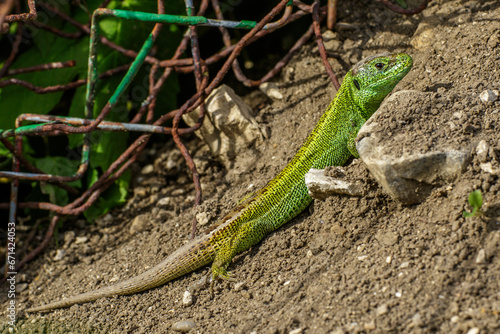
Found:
<box><xmin>399</xmin><ymin>261</ymin><xmax>410</xmax><ymax>269</ymax></box>
<box><xmin>63</xmin><ymin>231</ymin><xmax>75</xmax><ymax>246</ymax></box>
<box><xmin>157</xmin><ymin>197</ymin><xmax>172</xmax><ymax>207</ymax></box>
<box><xmin>241</xmin><ymin>290</ymin><xmax>251</xmax><ymax>299</ymax></box>
<box><xmin>289</xmin><ymin>328</ymin><xmax>303</xmax><ymax>334</ymax></box>
<box><xmin>130</xmin><ymin>214</ymin><xmax>149</xmax><ymax>234</ymax></box>
<box><xmin>412</xmin><ymin>313</ymin><xmax>423</xmax><ymax>327</ymax></box>
<box><xmin>476</xmin><ymin>140</ymin><xmax>490</xmax><ymax>162</ymax></box>
<box><xmin>466</xmin><ymin>328</ymin><xmax>480</xmax><ymax>334</ymax></box>
<box><xmin>141</xmin><ymin>164</ymin><xmax>155</xmax><ymax>174</ymax></box>
<box><xmin>259</xmin><ymin>82</ymin><xmax>283</xmax><ymax>100</ymax></box>
<box><xmin>16</xmin><ymin>283</ymin><xmax>28</xmax><ymax>292</ymax></box>
<box><xmin>234</xmin><ymin>281</ymin><xmax>246</xmax><ymax>291</ymax></box>
<box><xmin>479</xmin><ymin>89</ymin><xmax>499</xmax><ymax>103</ymax></box>
<box><xmin>53</xmin><ymin>249</ymin><xmax>66</xmax><ymax>261</ymax></box>
<box><xmin>188</xmin><ymin>275</ymin><xmax>208</xmax><ymax>293</ymax></box>
<box><xmin>322</xmin><ymin>30</ymin><xmax>336</xmax><ymax>40</ymax></box>
<box><xmin>475</xmin><ymin>249</ymin><xmax>486</xmax><ymax>264</ymax></box>
<box><xmin>376</xmin><ymin>231</ymin><xmax>399</xmax><ymax>247</ymax></box>
<box><xmin>306</xmin><ymin>250</ymin><xmax>314</xmax><ymax>258</ymax></box>
<box><xmin>182</xmin><ymin>290</ymin><xmax>193</xmax><ymax>307</ymax></box>
<box><xmin>450</xmin><ymin>316</ymin><xmax>460</xmax><ymax>323</ymax></box>
<box><xmin>171</xmin><ymin>320</ymin><xmax>196</xmax><ymax>333</ymax></box>
<box><xmin>364</xmin><ymin>320</ymin><xmax>376</xmax><ymax>330</ymax></box>
<box><xmin>331</xmin><ymin>327</ymin><xmax>346</xmax><ymax>334</ymax></box>
<box><xmin>75</xmin><ymin>236</ymin><xmax>88</xmax><ymax>244</ymax></box>
<box><xmin>195</xmin><ymin>212</ymin><xmax>210</xmax><ymax>226</ymax></box>
<box><xmin>331</xmin><ymin>223</ymin><xmax>347</xmax><ymax>236</ymax></box>
<box><xmin>376</xmin><ymin>304</ymin><xmax>389</xmax><ymax>316</ymax></box>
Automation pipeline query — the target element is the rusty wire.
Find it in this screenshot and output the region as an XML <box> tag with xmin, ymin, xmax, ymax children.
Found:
<box><xmin>0</xmin><ymin>0</ymin><xmax>429</xmax><ymax>275</ymax></box>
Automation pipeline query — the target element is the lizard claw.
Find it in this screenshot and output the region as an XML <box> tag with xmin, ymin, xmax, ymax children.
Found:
<box><xmin>219</xmin><ymin>270</ymin><xmax>237</xmax><ymax>282</ymax></box>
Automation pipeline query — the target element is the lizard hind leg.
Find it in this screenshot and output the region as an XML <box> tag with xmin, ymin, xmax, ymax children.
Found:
<box><xmin>211</xmin><ymin>218</ymin><xmax>270</xmax><ymax>283</ymax></box>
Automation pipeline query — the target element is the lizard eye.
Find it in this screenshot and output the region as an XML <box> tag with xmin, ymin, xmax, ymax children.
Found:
<box><xmin>375</xmin><ymin>62</ymin><xmax>385</xmax><ymax>70</ymax></box>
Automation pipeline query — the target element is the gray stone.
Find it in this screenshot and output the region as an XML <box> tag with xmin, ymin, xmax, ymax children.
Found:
<box><xmin>305</xmin><ymin>168</ymin><xmax>365</xmax><ymax>200</ymax></box>
<box><xmin>130</xmin><ymin>214</ymin><xmax>149</xmax><ymax>234</ymax></box>
<box><xmin>171</xmin><ymin>320</ymin><xmax>196</xmax><ymax>333</ymax></box>
<box><xmin>375</xmin><ymin>231</ymin><xmax>399</xmax><ymax>247</ymax></box>
<box><xmin>356</xmin><ymin>91</ymin><xmax>472</xmax><ymax>205</ymax></box>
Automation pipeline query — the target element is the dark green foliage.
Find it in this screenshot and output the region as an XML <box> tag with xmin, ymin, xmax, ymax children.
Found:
<box><xmin>0</xmin><ymin>0</ymin><xmax>183</xmax><ymax>220</ymax></box>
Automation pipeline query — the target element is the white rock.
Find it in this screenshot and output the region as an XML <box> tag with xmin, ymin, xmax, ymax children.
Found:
<box><xmin>305</xmin><ymin>168</ymin><xmax>365</xmax><ymax>200</ymax></box>
<box><xmin>75</xmin><ymin>236</ymin><xmax>88</xmax><ymax>244</ymax></box>
<box><xmin>480</xmin><ymin>162</ymin><xmax>499</xmax><ymax>175</ymax></box>
<box><xmin>259</xmin><ymin>82</ymin><xmax>283</xmax><ymax>100</ymax></box>
<box><xmin>182</xmin><ymin>290</ymin><xmax>193</xmax><ymax>306</ymax></box>
<box><xmin>476</xmin><ymin>140</ymin><xmax>489</xmax><ymax>162</ymax></box>
<box><xmin>141</xmin><ymin>164</ymin><xmax>154</xmax><ymax>174</ymax></box>
<box><xmin>479</xmin><ymin>89</ymin><xmax>499</xmax><ymax>103</ymax></box>
<box><xmin>195</xmin><ymin>212</ymin><xmax>210</xmax><ymax>226</ymax></box>
<box><xmin>53</xmin><ymin>249</ymin><xmax>66</xmax><ymax>261</ymax></box>
<box><xmin>157</xmin><ymin>197</ymin><xmax>172</xmax><ymax>207</ymax></box>
<box><xmin>466</xmin><ymin>328</ymin><xmax>480</xmax><ymax>334</ymax></box>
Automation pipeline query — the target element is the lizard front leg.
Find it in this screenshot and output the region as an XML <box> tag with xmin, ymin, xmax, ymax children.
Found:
<box><xmin>347</xmin><ymin>113</ymin><xmax>366</xmax><ymax>158</ymax></box>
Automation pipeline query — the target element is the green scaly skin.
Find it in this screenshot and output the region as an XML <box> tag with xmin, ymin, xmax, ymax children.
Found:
<box><xmin>26</xmin><ymin>53</ymin><xmax>412</xmax><ymax>313</ymax></box>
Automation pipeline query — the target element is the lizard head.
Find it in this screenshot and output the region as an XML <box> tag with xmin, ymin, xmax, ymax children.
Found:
<box><xmin>348</xmin><ymin>52</ymin><xmax>413</xmax><ymax>119</ymax></box>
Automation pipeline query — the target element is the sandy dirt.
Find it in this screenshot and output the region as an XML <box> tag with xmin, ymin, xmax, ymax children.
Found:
<box><xmin>1</xmin><ymin>0</ymin><xmax>499</xmax><ymax>333</ymax></box>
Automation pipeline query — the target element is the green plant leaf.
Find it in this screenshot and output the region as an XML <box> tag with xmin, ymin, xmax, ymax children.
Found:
<box><xmin>34</xmin><ymin>156</ymin><xmax>82</xmax><ymax>206</ymax></box>
<box><xmin>463</xmin><ymin>210</ymin><xmax>475</xmax><ymax>218</ymax></box>
<box><xmin>468</xmin><ymin>190</ymin><xmax>483</xmax><ymax>210</ymax></box>
<box><xmin>83</xmin><ymin>169</ymin><xmax>130</xmax><ymax>221</ymax></box>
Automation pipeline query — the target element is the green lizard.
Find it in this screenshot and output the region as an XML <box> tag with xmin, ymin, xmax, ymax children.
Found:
<box><xmin>27</xmin><ymin>52</ymin><xmax>412</xmax><ymax>313</ymax></box>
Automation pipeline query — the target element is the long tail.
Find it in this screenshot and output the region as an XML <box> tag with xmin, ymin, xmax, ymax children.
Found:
<box><xmin>26</xmin><ymin>234</ymin><xmax>215</xmax><ymax>313</ymax></box>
